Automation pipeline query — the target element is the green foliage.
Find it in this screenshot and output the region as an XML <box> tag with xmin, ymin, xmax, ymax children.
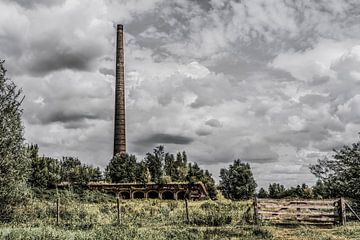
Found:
<box><xmin>164</xmin><ymin>153</ymin><xmax>176</xmax><ymax>179</ymax></box>
<box><xmin>285</xmin><ymin>184</ymin><xmax>314</xmax><ymax>199</ymax></box>
<box><xmin>0</xmin><ymin>60</ymin><xmax>30</xmax><ymax>221</ymax></box>
<box><xmin>310</xmin><ymin>137</ymin><xmax>360</xmax><ymax>199</ymax></box>
<box><xmin>268</xmin><ymin>183</ymin><xmax>286</xmax><ymax>199</ymax></box>
<box><xmin>257</xmin><ymin>187</ymin><xmax>268</xmax><ymax>198</ymax></box>
<box><xmin>186</xmin><ymin>163</ymin><xmax>217</xmax><ymax>199</ymax></box>
<box><xmin>105</xmin><ymin>153</ymin><xmax>138</xmax><ymax>183</ymax></box>
<box><xmin>259</xmin><ymin>183</ymin><xmax>315</xmax><ymax>199</ymax></box>
<box><xmin>159</xmin><ymin>175</ymin><xmax>172</xmax><ymax>184</ymax></box>
<box><xmin>220</xmin><ymin>159</ymin><xmax>257</xmax><ymax>200</ymax></box>
<box><xmin>135</xmin><ymin>160</ymin><xmax>151</xmax><ymax>184</ymax></box>
<box><xmin>312</xmin><ymin>180</ymin><xmax>330</xmax><ymax>199</ymax></box>
<box><xmin>144</xmin><ymin>146</ymin><xmax>165</xmax><ymax>183</ymax></box>
<box><xmin>27</xmin><ymin>144</ymin><xmax>61</xmax><ymax>188</ymax></box>
<box><xmin>104</xmin><ymin>145</ymin><xmax>216</xmax><ymax>199</ymax></box>
<box><xmin>173</xmin><ymin>151</ymin><xmax>188</xmax><ymax>181</ymax></box>
<box><xmin>191</xmin><ymin>202</ymin><xmax>232</xmax><ymax>226</ymax></box>
<box><xmin>28</xmin><ymin>145</ymin><xmax>103</xmax><ymax>188</ymax></box>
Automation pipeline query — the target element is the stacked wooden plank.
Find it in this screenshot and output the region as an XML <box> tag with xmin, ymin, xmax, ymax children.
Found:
<box><xmin>254</xmin><ymin>198</ymin><xmax>340</xmax><ymax>225</ymax></box>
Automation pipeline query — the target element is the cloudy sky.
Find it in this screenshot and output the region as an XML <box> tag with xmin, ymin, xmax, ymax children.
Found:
<box><xmin>1</xmin><ymin>0</ymin><xmax>360</xmax><ymax>187</ymax></box>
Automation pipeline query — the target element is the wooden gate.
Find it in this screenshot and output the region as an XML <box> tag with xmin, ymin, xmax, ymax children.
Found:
<box><xmin>253</xmin><ymin>198</ymin><xmax>345</xmax><ymax>225</ymax></box>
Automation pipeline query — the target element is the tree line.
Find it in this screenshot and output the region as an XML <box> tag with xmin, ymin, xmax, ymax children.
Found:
<box><xmin>26</xmin><ymin>144</ymin><xmax>217</xmax><ymax>199</ymax></box>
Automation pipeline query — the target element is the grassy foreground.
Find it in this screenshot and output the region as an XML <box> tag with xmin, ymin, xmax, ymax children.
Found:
<box><xmin>1</xmin><ymin>190</ymin><xmax>360</xmax><ymax>240</ymax></box>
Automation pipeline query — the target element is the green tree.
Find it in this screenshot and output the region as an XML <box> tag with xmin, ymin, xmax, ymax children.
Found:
<box><xmin>173</xmin><ymin>151</ymin><xmax>187</xmax><ymax>181</ymax></box>
<box><xmin>105</xmin><ymin>153</ymin><xmax>137</xmax><ymax>183</ymax></box>
<box><xmin>186</xmin><ymin>162</ymin><xmax>217</xmax><ymax>199</ymax></box>
<box><xmin>135</xmin><ymin>160</ymin><xmax>151</xmax><ymax>184</ymax></box>
<box><xmin>0</xmin><ymin>60</ymin><xmax>30</xmax><ymax>221</ymax></box>
<box><xmin>164</xmin><ymin>153</ymin><xmax>175</xmax><ymax>181</ymax></box>
<box><xmin>186</xmin><ymin>162</ymin><xmax>203</xmax><ymax>183</ymax></box>
<box><xmin>268</xmin><ymin>183</ymin><xmax>286</xmax><ymax>198</ymax></box>
<box><xmin>28</xmin><ymin>156</ymin><xmax>61</xmax><ymax>188</ymax></box>
<box><xmin>312</xmin><ymin>180</ymin><xmax>330</xmax><ymax>199</ymax></box>
<box><xmin>91</xmin><ymin>167</ymin><xmax>103</xmax><ymax>182</ymax></box>
<box><xmin>144</xmin><ymin>146</ymin><xmax>164</xmax><ymax>183</ymax></box>
<box><xmin>257</xmin><ymin>187</ymin><xmax>268</xmax><ymax>198</ymax></box>
<box><xmin>219</xmin><ymin>159</ymin><xmax>257</xmax><ymax>200</ymax></box>
<box><xmin>310</xmin><ymin>138</ymin><xmax>360</xmax><ymax>199</ymax></box>
<box><xmin>60</xmin><ymin>157</ymin><xmax>82</xmax><ymax>183</ymax></box>
<box><xmin>202</xmin><ymin>170</ymin><xmax>217</xmax><ymax>199</ymax></box>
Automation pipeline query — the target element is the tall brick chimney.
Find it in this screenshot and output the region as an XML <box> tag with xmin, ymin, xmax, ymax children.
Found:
<box><xmin>114</xmin><ymin>24</ymin><xmax>126</xmax><ymax>155</ymax></box>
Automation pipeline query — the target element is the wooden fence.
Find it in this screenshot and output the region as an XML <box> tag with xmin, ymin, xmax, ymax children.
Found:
<box><xmin>253</xmin><ymin>198</ymin><xmax>345</xmax><ymax>226</ymax></box>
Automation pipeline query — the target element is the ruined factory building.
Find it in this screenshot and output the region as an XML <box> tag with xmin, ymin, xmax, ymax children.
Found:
<box><xmin>88</xmin><ymin>182</ymin><xmax>208</xmax><ymax>200</ymax></box>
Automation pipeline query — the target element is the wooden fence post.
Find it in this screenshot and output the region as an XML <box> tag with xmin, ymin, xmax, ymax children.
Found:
<box><xmin>253</xmin><ymin>197</ymin><xmax>259</xmax><ymax>225</ymax></box>
<box><xmin>117</xmin><ymin>197</ymin><xmax>121</xmax><ymax>225</ymax></box>
<box><xmin>56</xmin><ymin>198</ymin><xmax>60</xmax><ymax>226</ymax></box>
<box><xmin>185</xmin><ymin>198</ymin><xmax>190</xmax><ymax>224</ymax></box>
<box><xmin>339</xmin><ymin>197</ymin><xmax>346</xmax><ymax>225</ymax></box>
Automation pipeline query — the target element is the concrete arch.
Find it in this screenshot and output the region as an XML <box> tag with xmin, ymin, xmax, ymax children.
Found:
<box><xmin>147</xmin><ymin>191</ymin><xmax>160</xmax><ymax>199</ymax></box>
<box><xmin>177</xmin><ymin>191</ymin><xmax>187</xmax><ymax>200</ymax></box>
<box><xmin>133</xmin><ymin>191</ymin><xmax>145</xmax><ymax>199</ymax></box>
<box><xmin>162</xmin><ymin>191</ymin><xmax>175</xmax><ymax>200</ymax></box>
<box><xmin>119</xmin><ymin>191</ymin><xmax>130</xmax><ymax>199</ymax></box>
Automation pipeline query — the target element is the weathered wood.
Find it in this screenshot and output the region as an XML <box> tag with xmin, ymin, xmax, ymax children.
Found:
<box><xmin>339</xmin><ymin>197</ymin><xmax>346</xmax><ymax>225</ymax></box>
<box><xmin>185</xmin><ymin>198</ymin><xmax>189</xmax><ymax>223</ymax></box>
<box><xmin>117</xmin><ymin>197</ymin><xmax>121</xmax><ymax>224</ymax></box>
<box><xmin>257</xmin><ymin>199</ymin><xmax>337</xmax><ymax>205</ymax></box>
<box><xmin>266</xmin><ymin>220</ymin><xmax>335</xmax><ymax>225</ymax></box>
<box><xmin>345</xmin><ymin>201</ymin><xmax>360</xmax><ymax>221</ymax></box>
<box><xmin>258</xmin><ymin>204</ymin><xmax>336</xmax><ymax>210</ymax></box>
<box><xmin>258</xmin><ymin>211</ymin><xmax>338</xmax><ymax>217</ymax></box>
<box><xmin>253</xmin><ymin>197</ymin><xmax>259</xmax><ymax>224</ymax></box>
<box><xmin>261</xmin><ymin>215</ymin><xmax>337</xmax><ymax>221</ymax></box>
<box><xmin>56</xmin><ymin>198</ymin><xmax>60</xmax><ymax>225</ymax></box>
<box><xmin>256</xmin><ymin>198</ymin><xmax>340</xmax><ymax>225</ymax></box>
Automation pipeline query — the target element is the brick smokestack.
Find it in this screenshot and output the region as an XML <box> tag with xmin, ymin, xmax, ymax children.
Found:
<box><xmin>114</xmin><ymin>24</ymin><xmax>126</xmax><ymax>155</ymax></box>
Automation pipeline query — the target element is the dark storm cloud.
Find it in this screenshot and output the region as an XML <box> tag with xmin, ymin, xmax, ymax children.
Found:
<box><xmin>241</xmin><ymin>143</ymin><xmax>279</xmax><ymax>164</ymax></box>
<box><xmin>189</xmin><ymin>98</ymin><xmax>208</xmax><ymax>108</ymax></box>
<box><xmin>205</xmin><ymin>119</ymin><xmax>222</xmax><ymax>128</ymax></box>
<box><xmin>26</xmin><ymin>37</ymin><xmax>104</xmax><ymax>76</ymax></box>
<box><xmin>195</xmin><ymin>128</ymin><xmax>212</xmax><ymax>136</ymax></box>
<box><xmin>42</xmin><ymin>111</ymin><xmax>99</xmax><ymax>124</ymax></box>
<box><xmin>9</xmin><ymin>0</ymin><xmax>65</xmax><ymax>9</ymax></box>
<box><xmin>191</xmin><ymin>0</ymin><xmax>212</xmax><ymax>11</ymax></box>
<box><xmin>99</xmin><ymin>68</ymin><xmax>115</xmax><ymax>76</ymax></box>
<box><xmin>63</xmin><ymin>120</ymin><xmax>93</xmax><ymax>129</ymax></box>
<box><xmin>134</xmin><ymin>133</ymin><xmax>194</xmax><ymax>146</ymax></box>
<box><xmin>299</xmin><ymin>94</ymin><xmax>330</xmax><ymax>106</ymax></box>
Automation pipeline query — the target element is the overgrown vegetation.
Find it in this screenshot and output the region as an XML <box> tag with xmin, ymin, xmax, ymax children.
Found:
<box><xmin>310</xmin><ymin>137</ymin><xmax>360</xmax><ymax>199</ymax></box>
<box><xmin>1</xmin><ymin>190</ymin><xmax>360</xmax><ymax>240</ymax></box>
<box><xmin>0</xmin><ymin>60</ymin><xmax>30</xmax><ymax>222</ymax></box>
<box><xmin>220</xmin><ymin>159</ymin><xmax>257</xmax><ymax>199</ymax></box>
<box><xmin>105</xmin><ymin>146</ymin><xmax>217</xmax><ymax>199</ymax></box>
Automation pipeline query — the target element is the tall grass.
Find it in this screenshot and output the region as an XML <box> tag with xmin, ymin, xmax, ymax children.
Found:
<box><xmin>2</xmin><ymin>190</ymin><xmax>360</xmax><ymax>239</ymax></box>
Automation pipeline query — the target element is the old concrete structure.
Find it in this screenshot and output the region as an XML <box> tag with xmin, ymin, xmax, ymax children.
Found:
<box><xmin>88</xmin><ymin>182</ymin><xmax>208</xmax><ymax>200</ymax></box>
<box><xmin>114</xmin><ymin>24</ymin><xmax>126</xmax><ymax>155</ymax></box>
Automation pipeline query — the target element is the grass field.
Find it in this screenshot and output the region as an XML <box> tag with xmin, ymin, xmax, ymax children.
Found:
<box><xmin>1</xmin><ymin>190</ymin><xmax>360</xmax><ymax>240</ymax></box>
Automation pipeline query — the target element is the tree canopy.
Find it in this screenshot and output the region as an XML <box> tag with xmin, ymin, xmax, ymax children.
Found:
<box><xmin>0</xmin><ymin>60</ymin><xmax>29</xmax><ymax>221</ymax></box>
<box><xmin>104</xmin><ymin>146</ymin><xmax>217</xmax><ymax>199</ymax></box>
<box><xmin>310</xmin><ymin>137</ymin><xmax>360</xmax><ymax>199</ymax></box>
<box><xmin>219</xmin><ymin>159</ymin><xmax>257</xmax><ymax>200</ymax></box>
